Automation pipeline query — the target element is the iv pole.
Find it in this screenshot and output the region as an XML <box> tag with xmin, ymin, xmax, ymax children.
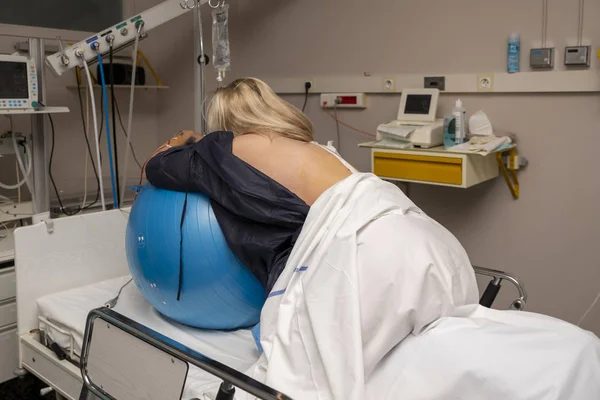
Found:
<box><xmin>193</xmin><ymin>0</ymin><xmax>207</xmax><ymax>135</ymax></box>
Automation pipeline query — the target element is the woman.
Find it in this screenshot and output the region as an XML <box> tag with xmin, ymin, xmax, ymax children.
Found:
<box><xmin>146</xmin><ymin>78</ymin><xmax>360</xmax><ymax>293</ymax></box>
<box><xmin>146</xmin><ymin>78</ymin><xmax>600</xmax><ymax>400</ymax></box>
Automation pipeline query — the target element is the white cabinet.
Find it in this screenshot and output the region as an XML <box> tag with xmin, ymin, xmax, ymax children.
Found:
<box><xmin>0</xmin><ymin>265</ymin><xmax>18</xmax><ymax>384</ymax></box>
<box><xmin>0</xmin><ymin>324</ymin><xmax>18</xmax><ymax>384</ymax></box>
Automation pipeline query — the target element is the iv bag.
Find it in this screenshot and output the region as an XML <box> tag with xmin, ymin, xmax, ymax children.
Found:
<box><xmin>212</xmin><ymin>4</ymin><xmax>230</xmax><ymax>82</ymax></box>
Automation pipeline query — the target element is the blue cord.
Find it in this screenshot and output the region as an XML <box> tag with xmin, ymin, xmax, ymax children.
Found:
<box><xmin>97</xmin><ymin>53</ymin><xmax>119</xmax><ymax>208</ymax></box>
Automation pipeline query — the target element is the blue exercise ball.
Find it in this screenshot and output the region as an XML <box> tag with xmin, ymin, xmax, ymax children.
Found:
<box><xmin>125</xmin><ymin>184</ymin><xmax>266</xmax><ymax>330</ymax></box>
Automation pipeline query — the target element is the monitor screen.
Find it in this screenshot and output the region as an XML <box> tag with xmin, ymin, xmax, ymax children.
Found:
<box><xmin>0</xmin><ymin>61</ymin><xmax>29</xmax><ymax>99</ymax></box>
<box><xmin>404</xmin><ymin>94</ymin><xmax>432</xmax><ymax>115</ymax></box>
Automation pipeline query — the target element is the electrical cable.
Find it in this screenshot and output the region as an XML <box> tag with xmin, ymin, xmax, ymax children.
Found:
<box><xmin>578</xmin><ymin>0</ymin><xmax>585</xmax><ymax>46</ymax></box>
<box><xmin>0</xmin><ymin>221</ymin><xmax>9</xmax><ymax>243</ymax></box>
<box><xmin>82</xmin><ymin>76</ymin><xmax>90</xmax><ymax>209</ymax></box>
<box><xmin>109</xmin><ymin>43</ymin><xmax>121</xmax><ymax>204</ymax></box>
<box><xmin>542</xmin><ymin>0</ymin><xmax>548</xmax><ymax>48</ymax></box>
<box><xmin>15</xmin><ymin>160</ymin><xmax>21</xmax><ymax>203</ymax></box>
<box><xmin>76</xmin><ymin>72</ymin><xmax>100</xmax><ymax>210</ymax></box>
<box><xmin>81</xmin><ymin>59</ymin><xmax>107</xmax><ymax>211</ymax></box>
<box><xmin>322</xmin><ymin>102</ymin><xmax>376</xmax><ymax>138</ymax></box>
<box><xmin>333</xmin><ymin>102</ymin><xmax>341</xmax><ymax>155</ymax></box>
<box><xmin>46</xmin><ymin>112</ymin><xmax>80</xmax><ymax>216</ymax></box>
<box><xmin>0</xmin><ymin>116</ymin><xmax>30</xmax><ymax>191</ymax></box>
<box><xmin>302</xmin><ymin>86</ymin><xmax>309</xmax><ymax>113</ymax></box>
<box><xmin>113</xmin><ymin>96</ymin><xmax>143</xmax><ymax>170</ymax></box>
<box><xmin>105</xmin><ymin>278</ymin><xmax>133</xmax><ymax>309</ymax></box>
<box><xmin>11</xmin><ymin>131</ymin><xmax>35</xmax><ymax>210</ymax></box>
<box><xmin>120</xmin><ymin>25</ymin><xmax>143</xmax><ymax>207</ymax></box>
<box><xmin>97</xmin><ymin>52</ymin><xmax>119</xmax><ymax>209</ymax></box>
<box><xmin>578</xmin><ymin>289</ymin><xmax>600</xmax><ymax>327</ymax></box>
<box><xmin>0</xmin><ymin>135</ymin><xmax>32</xmax><ymax>191</ymax></box>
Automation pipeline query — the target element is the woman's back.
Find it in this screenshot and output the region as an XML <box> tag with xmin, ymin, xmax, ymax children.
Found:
<box><xmin>233</xmin><ymin>134</ymin><xmax>352</xmax><ymax>206</ymax></box>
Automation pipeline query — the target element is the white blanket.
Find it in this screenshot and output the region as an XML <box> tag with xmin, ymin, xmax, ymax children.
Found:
<box><xmin>239</xmin><ymin>173</ymin><xmax>600</xmax><ymax>400</ymax></box>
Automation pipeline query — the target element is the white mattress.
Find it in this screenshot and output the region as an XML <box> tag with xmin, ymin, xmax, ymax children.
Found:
<box><xmin>37</xmin><ymin>276</ymin><xmax>260</xmax><ymax>399</ymax></box>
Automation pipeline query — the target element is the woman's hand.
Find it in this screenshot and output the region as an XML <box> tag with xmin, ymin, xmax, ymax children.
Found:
<box><xmin>168</xmin><ymin>130</ymin><xmax>203</xmax><ymax>147</ymax></box>
<box><xmin>150</xmin><ymin>130</ymin><xmax>203</xmax><ymax>157</ymax></box>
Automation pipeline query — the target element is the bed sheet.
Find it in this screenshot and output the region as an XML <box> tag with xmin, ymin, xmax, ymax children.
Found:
<box><xmin>37</xmin><ymin>275</ymin><xmax>260</xmax><ymax>398</ymax></box>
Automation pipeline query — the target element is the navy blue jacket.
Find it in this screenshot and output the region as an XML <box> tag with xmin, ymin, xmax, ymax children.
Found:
<box><xmin>145</xmin><ymin>131</ymin><xmax>309</xmax><ymax>293</ymax></box>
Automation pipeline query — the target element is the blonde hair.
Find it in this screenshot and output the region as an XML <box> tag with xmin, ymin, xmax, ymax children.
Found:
<box><xmin>207</xmin><ymin>78</ymin><xmax>314</xmax><ymax>142</ymax></box>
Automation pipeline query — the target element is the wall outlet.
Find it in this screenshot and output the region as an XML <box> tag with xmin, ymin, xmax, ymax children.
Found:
<box><xmin>477</xmin><ymin>73</ymin><xmax>494</xmax><ymax>92</ymax></box>
<box><xmin>320</xmin><ymin>93</ymin><xmax>367</xmax><ymax>108</ymax></box>
<box><xmin>383</xmin><ymin>77</ymin><xmax>396</xmax><ymax>92</ymax></box>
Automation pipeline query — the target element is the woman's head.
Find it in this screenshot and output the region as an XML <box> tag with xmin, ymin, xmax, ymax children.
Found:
<box><xmin>207</xmin><ymin>78</ymin><xmax>314</xmax><ymax>142</ymax></box>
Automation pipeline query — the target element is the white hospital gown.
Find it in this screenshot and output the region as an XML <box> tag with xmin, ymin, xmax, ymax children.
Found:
<box><xmin>238</xmin><ymin>173</ymin><xmax>600</xmax><ymax>400</ymax></box>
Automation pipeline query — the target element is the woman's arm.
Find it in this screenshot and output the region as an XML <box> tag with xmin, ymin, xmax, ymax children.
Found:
<box><xmin>144</xmin><ymin>130</ymin><xmax>204</xmax><ymax>192</ymax></box>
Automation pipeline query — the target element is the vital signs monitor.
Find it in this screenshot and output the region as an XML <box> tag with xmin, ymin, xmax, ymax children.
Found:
<box><xmin>0</xmin><ymin>55</ymin><xmax>39</xmax><ymax>110</ymax></box>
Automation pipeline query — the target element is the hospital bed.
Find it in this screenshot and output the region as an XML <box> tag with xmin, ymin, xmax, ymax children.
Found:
<box><xmin>14</xmin><ymin>210</ymin><xmax>527</xmax><ymax>400</ymax></box>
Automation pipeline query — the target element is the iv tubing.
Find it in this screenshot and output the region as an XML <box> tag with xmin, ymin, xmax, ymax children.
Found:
<box><xmin>97</xmin><ymin>52</ymin><xmax>119</xmax><ymax>208</ymax></box>
<box><xmin>12</xmin><ymin>132</ymin><xmax>35</xmax><ymax>206</ymax></box>
<box><xmin>82</xmin><ymin>80</ymin><xmax>90</xmax><ymax>209</ymax></box>
<box><xmin>81</xmin><ymin>60</ymin><xmax>107</xmax><ymax>211</ymax></box>
<box><xmin>0</xmin><ymin>136</ymin><xmax>32</xmax><ymax>191</ymax></box>
<box><xmin>119</xmin><ymin>26</ymin><xmax>142</xmax><ymax>207</ymax></box>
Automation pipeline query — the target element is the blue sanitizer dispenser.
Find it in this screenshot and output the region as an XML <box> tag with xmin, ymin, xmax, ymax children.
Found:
<box><xmin>508</xmin><ymin>33</ymin><xmax>520</xmax><ymax>73</ymax></box>
<box><xmin>444</xmin><ymin>116</ymin><xmax>457</xmax><ymax>148</ymax></box>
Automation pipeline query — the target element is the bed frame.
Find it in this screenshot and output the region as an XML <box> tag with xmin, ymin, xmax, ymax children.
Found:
<box><xmin>15</xmin><ymin>210</ymin><xmax>131</xmax><ymax>399</ymax></box>
<box><xmin>14</xmin><ymin>210</ymin><xmax>293</xmax><ymax>400</ymax></box>
<box><xmin>14</xmin><ymin>209</ymin><xmax>527</xmax><ymax>400</ymax></box>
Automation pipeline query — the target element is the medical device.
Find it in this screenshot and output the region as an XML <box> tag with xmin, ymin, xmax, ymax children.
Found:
<box><xmin>377</xmin><ymin>88</ymin><xmax>443</xmax><ymax>148</ymax></box>
<box><xmin>46</xmin><ymin>0</ymin><xmax>226</xmax><ymax>208</ymax></box>
<box><xmin>212</xmin><ymin>3</ymin><xmax>231</xmax><ymax>83</ymax></box>
<box><xmin>0</xmin><ymin>55</ymin><xmax>39</xmax><ymax>110</ymax></box>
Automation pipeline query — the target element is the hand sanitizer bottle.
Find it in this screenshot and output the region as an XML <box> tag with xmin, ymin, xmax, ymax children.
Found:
<box><xmin>453</xmin><ymin>99</ymin><xmax>466</xmax><ymax>144</ymax></box>
<box><xmin>508</xmin><ymin>33</ymin><xmax>520</xmax><ymax>73</ymax></box>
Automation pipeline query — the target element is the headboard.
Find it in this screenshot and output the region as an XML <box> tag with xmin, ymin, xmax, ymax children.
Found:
<box><xmin>15</xmin><ymin>209</ymin><xmax>130</xmax><ymax>334</ymax></box>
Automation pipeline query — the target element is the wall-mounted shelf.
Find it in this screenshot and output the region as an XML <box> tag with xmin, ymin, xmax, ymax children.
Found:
<box><xmin>66</xmin><ymin>85</ymin><xmax>169</xmax><ymax>91</ymax></box>
<box><xmin>0</xmin><ymin>107</ymin><xmax>70</xmax><ymax>115</ymax></box>
<box><xmin>359</xmin><ymin>142</ymin><xmax>521</xmax><ymax>198</ymax></box>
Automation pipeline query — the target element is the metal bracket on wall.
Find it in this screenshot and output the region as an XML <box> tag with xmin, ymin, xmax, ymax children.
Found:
<box><xmin>496</xmin><ymin>147</ymin><xmax>520</xmax><ymax>199</ymax></box>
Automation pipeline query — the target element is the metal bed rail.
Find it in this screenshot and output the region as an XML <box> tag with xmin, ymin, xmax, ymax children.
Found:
<box><xmin>79</xmin><ymin>307</ymin><xmax>292</xmax><ymax>400</ymax></box>
<box><xmin>473</xmin><ymin>266</ymin><xmax>527</xmax><ymax>311</ymax></box>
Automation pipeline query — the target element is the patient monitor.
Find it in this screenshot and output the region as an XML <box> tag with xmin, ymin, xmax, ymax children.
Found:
<box><xmin>377</xmin><ymin>89</ymin><xmax>443</xmax><ymax>148</ymax></box>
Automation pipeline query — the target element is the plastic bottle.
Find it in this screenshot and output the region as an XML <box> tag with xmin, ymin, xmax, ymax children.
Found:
<box><xmin>507</xmin><ymin>33</ymin><xmax>520</xmax><ymax>73</ymax></box>
<box><xmin>453</xmin><ymin>99</ymin><xmax>466</xmax><ymax>145</ymax></box>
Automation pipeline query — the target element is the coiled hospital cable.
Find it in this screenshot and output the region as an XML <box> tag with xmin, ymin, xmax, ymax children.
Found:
<box><xmin>97</xmin><ymin>52</ymin><xmax>119</xmax><ymax>209</ymax></box>
<box><xmin>119</xmin><ymin>23</ymin><xmax>143</xmax><ymax>207</ymax></box>
<box><xmin>12</xmin><ymin>131</ymin><xmax>35</xmax><ymax>210</ymax></box>
<box><xmin>81</xmin><ymin>57</ymin><xmax>107</xmax><ymax>211</ymax></box>
<box><xmin>0</xmin><ymin>133</ymin><xmax>32</xmax><ymax>191</ymax></box>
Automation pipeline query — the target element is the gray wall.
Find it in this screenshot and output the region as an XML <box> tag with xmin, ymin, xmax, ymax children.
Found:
<box><xmin>157</xmin><ymin>0</ymin><xmax>600</xmax><ymax>334</ymax></box>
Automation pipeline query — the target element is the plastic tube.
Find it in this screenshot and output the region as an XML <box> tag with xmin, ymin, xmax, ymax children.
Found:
<box><xmin>97</xmin><ymin>52</ymin><xmax>119</xmax><ymax>209</ymax></box>
<box><xmin>16</xmin><ymin>160</ymin><xmax>21</xmax><ymax>202</ymax></box>
<box><xmin>119</xmin><ymin>27</ymin><xmax>142</xmax><ymax>207</ymax></box>
<box><xmin>82</xmin><ymin>80</ymin><xmax>90</xmax><ymax>209</ymax></box>
<box><xmin>81</xmin><ymin>60</ymin><xmax>107</xmax><ymax>211</ymax></box>
<box><xmin>0</xmin><ymin>138</ymin><xmax>31</xmax><ymax>191</ymax></box>
<box><xmin>12</xmin><ymin>132</ymin><xmax>35</xmax><ymax>206</ymax></box>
